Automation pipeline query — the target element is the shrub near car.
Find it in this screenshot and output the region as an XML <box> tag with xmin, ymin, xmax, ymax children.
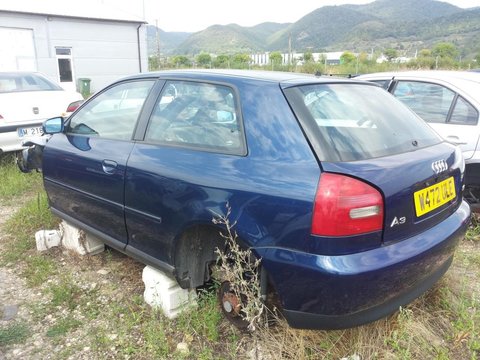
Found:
<box><xmin>38</xmin><ymin>70</ymin><xmax>469</xmax><ymax>329</ymax></box>
<box><xmin>0</xmin><ymin>72</ymin><xmax>83</xmax><ymax>154</ymax></box>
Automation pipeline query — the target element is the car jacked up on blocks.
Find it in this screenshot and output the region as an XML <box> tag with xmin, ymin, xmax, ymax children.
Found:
<box><xmin>21</xmin><ymin>70</ymin><xmax>470</xmax><ymax>329</ymax></box>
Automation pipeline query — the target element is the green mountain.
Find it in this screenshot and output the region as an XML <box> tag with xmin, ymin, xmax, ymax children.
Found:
<box><xmin>267</xmin><ymin>6</ymin><xmax>378</xmax><ymax>51</ymax></box>
<box><xmin>146</xmin><ymin>25</ymin><xmax>191</xmax><ymax>55</ymax></box>
<box><xmin>173</xmin><ymin>23</ymin><xmax>289</xmax><ymax>55</ymax></box>
<box><xmin>344</xmin><ymin>0</ymin><xmax>462</xmax><ymax>21</ymax></box>
<box><xmin>148</xmin><ymin>0</ymin><xmax>480</xmax><ymax>57</ymax></box>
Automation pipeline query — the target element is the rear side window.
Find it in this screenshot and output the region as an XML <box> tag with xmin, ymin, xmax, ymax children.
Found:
<box><xmin>392</xmin><ymin>81</ymin><xmax>455</xmax><ymax>123</ymax></box>
<box><xmin>284</xmin><ymin>83</ymin><xmax>441</xmax><ymax>162</ymax></box>
<box><xmin>144</xmin><ymin>80</ymin><xmax>245</xmax><ymax>155</ymax></box>
<box><xmin>0</xmin><ymin>73</ymin><xmax>61</xmax><ymax>93</ymax></box>
<box><xmin>449</xmin><ymin>96</ymin><xmax>478</xmax><ymax>125</ymax></box>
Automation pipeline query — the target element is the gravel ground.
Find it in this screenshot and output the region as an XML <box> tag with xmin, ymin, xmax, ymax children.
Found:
<box><xmin>0</xmin><ymin>200</ymin><xmax>145</xmax><ymax>359</ymax></box>
<box><xmin>0</xmin><ymin>201</ymin><xmax>46</xmax><ymax>359</ymax></box>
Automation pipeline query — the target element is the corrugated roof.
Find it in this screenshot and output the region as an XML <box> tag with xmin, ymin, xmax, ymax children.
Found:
<box><xmin>0</xmin><ymin>1</ymin><xmax>145</xmax><ymax>23</ymax></box>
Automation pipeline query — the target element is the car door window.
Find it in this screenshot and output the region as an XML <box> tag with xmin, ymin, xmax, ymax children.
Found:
<box><xmin>393</xmin><ymin>81</ymin><xmax>455</xmax><ymax>124</ymax></box>
<box><xmin>145</xmin><ymin>80</ymin><xmax>245</xmax><ymax>154</ymax></box>
<box><xmin>449</xmin><ymin>96</ymin><xmax>478</xmax><ymax>125</ymax></box>
<box><xmin>67</xmin><ymin>80</ymin><xmax>154</xmax><ymax>140</ymax></box>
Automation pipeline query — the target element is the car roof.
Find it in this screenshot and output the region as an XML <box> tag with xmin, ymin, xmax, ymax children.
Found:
<box><xmin>358</xmin><ymin>70</ymin><xmax>480</xmax><ymax>84</ymax></box>
<box><xmin>357</xmin><ymin>70</ymin><xmax>480</xmax><ymax>101</ymax></box>
<box><xmin>120</xmin><ymin>69</ymin><xmax>364</xmax><ymax>87</ymax></box>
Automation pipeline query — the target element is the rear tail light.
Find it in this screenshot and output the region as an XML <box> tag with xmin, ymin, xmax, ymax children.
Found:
<box><xmin>66</xmin><ymin>100</ymin><xmax>83</xmax><ymax>113</ymax></box>
<box><xmin>312</xmin><ymin>173</ymin><xmax>384</xmax><ymax>236</ymax></box>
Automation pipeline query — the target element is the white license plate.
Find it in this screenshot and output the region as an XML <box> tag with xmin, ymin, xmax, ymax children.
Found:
<box><xmin>17</xmin><ymin>126</ymin><xmax>43</xmax><ymax>138</ymax></box>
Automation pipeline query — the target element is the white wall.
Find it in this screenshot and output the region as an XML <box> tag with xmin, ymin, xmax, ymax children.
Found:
<box><xmin>0</xmin><ymin>11</ymin><xmax>148</xmax><ymax>93</ymax></box>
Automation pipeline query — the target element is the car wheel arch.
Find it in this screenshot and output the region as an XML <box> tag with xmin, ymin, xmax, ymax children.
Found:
<box><xmin>173</xmin><ymin>224</ymin><xmax>229</xmax><ymax>289</ymax></box>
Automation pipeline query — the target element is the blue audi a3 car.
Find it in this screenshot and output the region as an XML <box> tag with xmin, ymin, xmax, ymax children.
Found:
<box><xmin>34</xmin><ymin>70</ymin><xmax>469</xmax><ymax>329</ymax></box>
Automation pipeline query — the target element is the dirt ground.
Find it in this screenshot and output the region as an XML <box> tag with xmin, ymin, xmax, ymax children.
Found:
<box><xmin>0</xmin><ymin>200</ymin><xmax>146</xmax><ymax>359</ymax></box>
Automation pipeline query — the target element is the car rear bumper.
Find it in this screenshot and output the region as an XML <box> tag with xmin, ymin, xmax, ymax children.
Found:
<box><xmin>255</xmin><ymin>200</ymin><xmax>470</xmax><ymax>329</ymax></box>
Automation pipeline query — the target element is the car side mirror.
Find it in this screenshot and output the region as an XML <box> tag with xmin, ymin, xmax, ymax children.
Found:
<box><xmin>43</xmin><ymin>117</ymin><xmax>64</xmax><ymax>134</ymax></box>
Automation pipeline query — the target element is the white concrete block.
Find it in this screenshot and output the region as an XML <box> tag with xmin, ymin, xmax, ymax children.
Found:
<box><xmin>142</xmin><ymin>265</ymin><xmax>197</xmax><ymax>319</ymax></box>
<box><xmin>59</xmin><ymin>221</ymin><xmax>105</xmax><ymax>255</ymax></box>
<box><xmin>35</xmin><ymin>230</ymin><xmax>62</xmax><ymax>252</ymax></box>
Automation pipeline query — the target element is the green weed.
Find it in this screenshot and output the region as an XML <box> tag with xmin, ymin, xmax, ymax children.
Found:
<box><xmin>177</xmin><ymin>289</ymin><xmax>222</xmax><ymax>342</ymax></box>
<box><xmin>466</xmin><ymin>215</ymin><xmax>480</xmax><ymax>242</ymax></box>
<box><xmin>2</xmin><ymin>192</ymin><xmax>58</xmax><ymax>265</ymax></box>
<box><xmin>0</xmin><ymin>322</ymin><xmax>30</xmax><ymax>346</ymax></box>
<box><xmin>0</xmin><ymin>153</ymin><xmax>42</xmax><ymax>202</ymax></box>
<box><xmin>23</xmin><ymin>254</ymin><xmax>57</xmax><ymax>287</ymax></box>
<box><xmin>46</xmin><ymin>316</ymin><xmax>82</xmax><ymax>338</ymax></box>
<box><xmin>49</xmin><ymin>278</ymin><xmax>82</xmax><ymax>310</ymax></box>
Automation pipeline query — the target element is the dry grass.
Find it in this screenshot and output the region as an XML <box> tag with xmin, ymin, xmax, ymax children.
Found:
<box><xmin>1</xmin><ymin>156</ymin><xmax>480</xmax><ymax>359</ymax></box>
<box><xmin>251</xmin><ymin>253</ymin><xmax>479</xmax><ymax>360</ymax></box>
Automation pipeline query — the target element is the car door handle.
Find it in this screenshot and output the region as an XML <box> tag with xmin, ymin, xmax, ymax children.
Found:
<box><xmin>446</xmin><ymin>135</ymin><xmax>467</xmax><ymax>145</ymax></box>
<box><xmin>102</xmin><ymin>160</ymin><xmax>118</xmax><ymax>174</ymax></box>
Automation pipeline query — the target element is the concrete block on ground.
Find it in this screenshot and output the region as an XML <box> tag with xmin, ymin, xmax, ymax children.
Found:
<box><xmin>142</xmin><ymin>265</ymin><xmax>197</xmax><ymax>319</ymax></box>
<box><xmin>35</xmin><ymin>230</ymin><xmax>62</xmax><ymax>252</ymax></box>
<box><xmin>60</xmin><ymin>221</ymin><xmax>105</xmax><ymax>255</ymax></box>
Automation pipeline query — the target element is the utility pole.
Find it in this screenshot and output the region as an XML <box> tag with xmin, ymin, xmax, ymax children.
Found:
<box><xmin>155</xmin><ymin>19</ymin><xmax>161</xmax><ymax>69</ymax></box>
<box><xmin>288</xmin><ymin>32</ymin><xmax>292</xmax><ymax>70</ymax></box>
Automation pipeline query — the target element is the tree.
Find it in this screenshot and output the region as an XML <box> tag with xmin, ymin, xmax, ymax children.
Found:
<box><xmin>213</xmin><ymin>54</ymin><xmax>230</xmax><ymax>69</ymax></box>
<box><xmin>231</xmin><ymin>53</ymin><xmax>251</xmax><ymax>69</ymax></box>
<box><xmin>419</xmin><ymin>49</ymin><xmax>432</xmax><ymax>58</ymax></box>
<box><xmin>340</xmin><ymin>51</ymin><xmax>356</xmax><ymax>65</ymax></box>
<box><xmin>475</xmin><ymin>52</ymin><xmax>480</xmax><ymax>65</ymax></box>
<box><xmin>384</xmin><ymin>48</ymin><xmax>398</xmax><ymax>62</ymax></box>
<box><xmin>196</xmin><ymin>52</ymin><xmax>212</xmax><ymax>68</ymax></box>
<box><xmin>148</xmin><ymin>55</ymin><xmax>160</xmax><ymax>71</ymax></box>
<box><xmin>432</xmin><ymin>42</ymin><xmax>458</xmax><ymax>59</ymax></box>
<box><xmin>269</xmin><ymin>51</ymin><xmax>283</xmax><ymax>67</ymax></box>
<box><xmin>170</xmin><ymin>55</ymin><xmax>191</xmax><ymax>68</ymax></box>
<box><xmin>408</xmin><ymin>48</ymin><xmax>435</xmax><ymax>69</ymax></box>
<box><xmin>303</xmin><ymin>51</ymin><xmax>314</xmax><ymax>63</ymax></box>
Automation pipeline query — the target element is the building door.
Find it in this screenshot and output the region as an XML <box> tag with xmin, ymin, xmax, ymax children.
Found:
<box><xmin>55</xmin><ymin>47</ymin><xmax>75</xmax><ymax>91</ymax></box>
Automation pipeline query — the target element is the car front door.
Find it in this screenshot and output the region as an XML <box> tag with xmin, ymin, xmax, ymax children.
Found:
<box><xmin>124</xmin><ymin>79</ymin><xmax>246</xmax><ymax>268</ymax></box>
<box><xmin>42</xmin><ymin>79</ymin><xmax>155</xmax><ymax>247</ymax></box>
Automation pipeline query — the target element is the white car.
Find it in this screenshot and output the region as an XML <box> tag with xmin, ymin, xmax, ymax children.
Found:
<box><xmin>357</xmin><ymin>71</ymin><xmax>480</xmax><ymax>205</ymax></box>
<box><xmin>0</xmin><ymin>72</ymin><xmax>83</xmax><ymax>154</ymax></box>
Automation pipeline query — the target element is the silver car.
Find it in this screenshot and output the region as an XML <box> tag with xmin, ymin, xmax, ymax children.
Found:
<box><xmin>357</xmin><ymin>71</ymin><xmax>480</xmax><ymax>206</ymax></box>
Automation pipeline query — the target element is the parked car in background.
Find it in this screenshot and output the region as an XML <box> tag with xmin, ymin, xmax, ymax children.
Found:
<box><xmin>357</xmin><ymin>71</ymin><xmax>480</xmax><ymax>206</ymax></box>
<box><xmin>0</xmin><ymin>72</ymin><xmax>83</xmax><ymax>154</ymax></box>
<box><xmin>20</xmin><ymin>70</ymin><xmax>470</xmax><ymax>329</ymax></box>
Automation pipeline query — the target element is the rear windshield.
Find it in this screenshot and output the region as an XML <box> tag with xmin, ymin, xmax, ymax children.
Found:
<box><xmin>284</xmin><ymin>83</ymin><xmax>442</xmax><ymax>162</ymax></box>
<box><xmin>0</xmin><ymin>73</ymin><xmax>62</xmax><ymax>93</ymax></box>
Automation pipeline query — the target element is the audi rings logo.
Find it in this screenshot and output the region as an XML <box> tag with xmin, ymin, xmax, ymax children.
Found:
<box><xmin>431</xmin><ymin>159</ymin><xmax>448</xmax><ymax>174</ymax></box>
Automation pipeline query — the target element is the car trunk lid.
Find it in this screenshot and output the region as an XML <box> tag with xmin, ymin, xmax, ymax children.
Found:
<box><xmin>321</xmin><ymin>142</ymin><xmax>463</xmax><ymax>244</ymax></box>
<box><xmin>0</xmin><ymin>90</ymin><xmax>77</xmax><ymax>124</ymax></box>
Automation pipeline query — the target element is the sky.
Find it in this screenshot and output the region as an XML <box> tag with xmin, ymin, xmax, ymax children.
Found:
<box><xmin>99</xmin><ymin>0</ymin><xmax>480</xmax><ymax>32</ymax></box>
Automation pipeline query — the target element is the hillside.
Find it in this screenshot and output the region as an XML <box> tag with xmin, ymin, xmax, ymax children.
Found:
<box><xmin>344</xmin><ymin>0</ymin><xmax>462</xmax><ymax>21</ymax></box>
<box><xmin>148</xmin><ymin>0</ymin><xmax>480</xmax><ymax>57</ymax></box>
<box><xmin>146</xmin><ymin>25</ymin><xmax>191</xmax><ymax>55</ymax></box>
<box><xmin>174</xmin><ymin>23</ymin><xmax>288</xmax><ymax>54</ymax></box>
<box><xmin>267</xmin><ymin>6</ymin><xmax>379</xmax><ymax>51</ymax></box>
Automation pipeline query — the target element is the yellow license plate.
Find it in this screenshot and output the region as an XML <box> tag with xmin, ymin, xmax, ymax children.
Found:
<box><xmin>414</xmin><ymin>177</ymin><xmax>456</xmax><ymax>217</ymax></box>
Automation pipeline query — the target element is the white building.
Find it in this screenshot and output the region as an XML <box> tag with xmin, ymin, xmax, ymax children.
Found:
<box><xmin>0</xmin><ymin>2</ymin><xmax>147</xmax><ymax>93</ymax></box>
<box><xmin>250</xmin><ymin>51</ymin><xmax>345</xmax><ymax>66</ymax></box>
